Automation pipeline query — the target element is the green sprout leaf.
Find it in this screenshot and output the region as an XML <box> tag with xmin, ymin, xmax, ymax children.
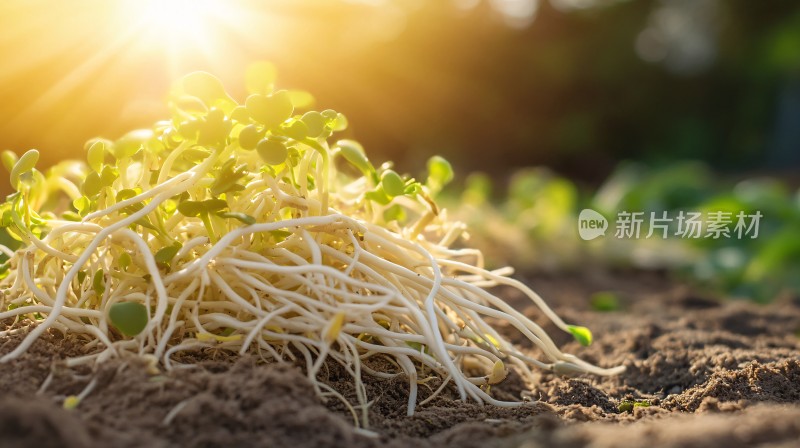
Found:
<box><xmin>10</xmin><ymin>149</ymin><xmax>39</xmax><ymax>190</ymax></box>
<box><xmin>177</xmin><ymin>201</ymin><xmax>204</xmax><ymax>217</ymax></box>
<box><xmin>177</xmin><ymin>199</ymin><xmax>227</xmax><ymax>217</ymax></box>
<box><xmin>114</xmin><ymin>129</ymin><xmax>154</xmax><ymax>159</ymax></box>
<box><xmin>134</xmin><ymin>217</ymin><xmax>159</xmax><ymax>232</ymax></box>
<box><xmin>426</xmin><ymin>155</ymin><xmax>453</xmax><ymax>194</ymax></box>
<box><xmin>269</xmin><ymin>229</ymin><xmax>292</xmax><ymax>241</ymax></box>
<box><xmin>118</xmin><ymin>252</ymin><xmax>132</xmax><ymax>271</ymax></box>
<box><xmin>197</xmin><ymin>108</ymin><xmax>232</xmax><ymax>146</ymax></box>
<box><xmin>381</xmin><ymin>170</ymin><xmax>405</xmax><ymax>198</ymax></box>
<box><xmin>174</xmin><ymin>95</ymin><xmax>208</xmax><ymax>115</ymax></box>
<box><xmin>405</xmin><ymin>341</ymin><xmax>430</xmax><ymax>355</ymax></box>
<box><xmin>181</xmin><ymin>147</ymin><xmax>211</xmax><ymax>163</ymax></box>
<box><xmin>230</xmin><ymin>106</ymin><xmax>250</xmax><ymax>124</ymax></box>
<box><xmin>404</xmin><ymin>182</ymin><xmax>422</xmax><ymax>196</ymax></box>
<box><xmin>178</xmin><ymin>119</ymin><xmax>201</xmax><ymax>140</ymax></box>
<box><xmin>567</xmin><ymin>325</ymin><xmax>593</xmax><ymax>346</ymax></box>
<box><xmin>202</xmin><ymin>199</ymin><xmax>228</xmax><ymax>213</ymax></box>
<box><xmin>383</xmin><ymin>204</ymin><xmax>406</xmax><ymax>223</ymax></box>
<box><xmin>323</xmin><ymin>110</ymin><xmax>348</xmax><ymax>131</ymax></box>
<box><xmin>238</xmin><ymin>124</ymin><xmax>262</xmax><ymax>150</ymax></box>
<box><xmin>73</xmin><ymin>196</ymin><xmax>92</xmax><ymax>217</ymax></box>
<box><xmin>617</xmin><ymin>401</ymin><xmax>633</xmax><ymax>413</ymax></box>
<box><xmin>284</xmin><ymin>120</ymin><xmax>309</xmax><ymax>141</ymax></box>
<box><xmin>116</xmin><ymin>189</ymin><xmax>145</xmax><ymax>215</ymax></box>
<box><xmin>210</xmin><ymin>159</ymin><xmax>247</xmax><ymax>196</ymax></box>
<box><xmin>336</xmin><ymin>140</ymin><xmax>372</xmax><ymax>175</ymax></box>
<box><xmin>155</xmin><ymin>243</ymin><xmax>182</xmax><ymax>267</ymax></box>
<box><xmin>256</xmin><ymin>139</ymin><xmax>288</xmax><ymax>165</ymax></box>
<box><xmin>92</xmin><ymin>269</ymin><xmax>105</xmax><ymax>296</ymax></box>
<box><xmin>63</xmin><ymin>395</ymin><xmax>81</xmax><ymax>410</ymax></box>
<box><xmin>181</xmin><ymin>71</ymin><xmax>230</xmax><ymax>106</ymax></box>
<box><xmin>618</xmin><ymin>399</ymin><xmax>650</xmax><ymax>413</ymax></box>
<box><xmin>246</xmin><ymin>91</ymin><xmax>294</xmax><ymax>128</ymax></box>
<box><xmin>61</xmin><ymin>211</ymin><xmax>81</xmax><ymax>221</ymax></box>
<box><xmin>301</xmin><ymin>111</ymin><xmax>325</xmax><ymax>137</ymax></box>
<box><xmin>0</xmin><ymin>63</ymin><xmax>632</xmax><ymax>400</ymax></box>
<box><xmin>109</xmin><ymin>302</ymin><xmax>148</xmax><ymax>337</ymax></box>
<box><xmin>87</xmin><ymin>140</ymin><xmax>106</xmax><ymax>173</ymax></box>
<box><xmin>116</xmin><ymin>188</ymin><xmax>139</xmax><ymax>202</ymax></box>
<box><xmin>218</xmin><ymin>212</ymin><xmax>256</xmax><ymax>225</ymax></box>
<box><xmin>365</xmin><ymin>188</ymin><xmax>392</xmax><ymax>205</ymax></box>
<box><xmin>100</xmin><ymin>165</ymin><xmax>119</xmax><ymax>187</ymax></box>
<box><xmin>82</xmin><ymin>172</ymin><xmax>103</xmax><ymax>197</ymax></box>
<box><xmin>1</xmin><ymin>150</ymin><xmax>18</xmax><ymax>173</ymax></box>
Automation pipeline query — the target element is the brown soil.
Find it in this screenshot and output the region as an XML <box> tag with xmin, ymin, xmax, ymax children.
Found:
<box><xmin>2</xmin><ymin>269</ymin><xmax>799</xmax><ymax>447</ymax></box>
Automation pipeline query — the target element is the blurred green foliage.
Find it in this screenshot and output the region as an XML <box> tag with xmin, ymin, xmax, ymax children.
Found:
<box><xmin>446</xmin><ymin>161</ymin><xmax>800</xmax><ymax>303</ymax></box>
<box><xmin>3</xmin><ymin>1</ymin><xmax>799</xmax><ymax>184</ymax></box>
<box><xmin>2</xmin><ymin>0</ymin><xmax>797</xmax><ymax>302</ymax></box>
<box><xmin>590</xmin><ymin>291</ymin><xmax>622</xmax><ymax>312</ymax></box>
<box><xmin>594</xmin><ymin>162</ymin><xmax>800</xmax><ymax>302</ymax></box>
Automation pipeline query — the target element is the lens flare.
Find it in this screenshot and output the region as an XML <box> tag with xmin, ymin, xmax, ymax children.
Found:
<box><xmin>124</xmin><ymin>0</ymin><xmax>230</xmax><ymax>49</ymax></box>
<box><xmin>120</xmin><ymin>0</ymin><xmax>247</xmax><ymax>77</ymax></box>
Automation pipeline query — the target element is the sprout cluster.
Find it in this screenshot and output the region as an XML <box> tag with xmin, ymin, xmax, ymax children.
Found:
<box><xmin>0</xmin><ymin>64</ymin><xmax>622</xmax><ymax>425</ymax></box>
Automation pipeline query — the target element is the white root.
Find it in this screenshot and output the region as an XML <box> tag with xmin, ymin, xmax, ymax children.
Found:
<box><xmin>0</xmin><ymin>82</ymin><xmax>624</xmax><ymax>428</ymax></box>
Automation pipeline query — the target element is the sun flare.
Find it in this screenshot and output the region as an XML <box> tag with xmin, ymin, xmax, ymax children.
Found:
<box><xmin>118</xmin><ymin>0</ymin><xmax>250</xmax><ymax>77</ymax></box>
<box><xmin>123</xmin><ymin>0</ymin><xmax>233</xmax><ymax>51</ymax></box>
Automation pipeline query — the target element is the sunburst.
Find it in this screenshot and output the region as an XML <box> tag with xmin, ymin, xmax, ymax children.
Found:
<box><xmin>0</xmin><ymin>0</ymin><xmax>273</xmax><ymax>180</ymax></box>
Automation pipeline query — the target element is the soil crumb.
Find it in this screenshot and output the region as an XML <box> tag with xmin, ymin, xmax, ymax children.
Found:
<box><xmin>1</xmin><ymin>270</ymin><xmax>799</xmax><ymax>447</ymax></box>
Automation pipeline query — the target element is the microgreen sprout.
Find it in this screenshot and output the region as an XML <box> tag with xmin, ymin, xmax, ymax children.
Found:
<box><xmin>108</xmin><ymin>302</ymin><xmax>149</xmax><ymax>337</ymax></box>
<box><xmin>0</xmin><ymin>65</ymin><xmax>623</xmax><ymax>426</ymax></box>
<box><xmin>63</xmin><ymin>395</ymin><xmax>81</xmax><ymax>410</ymax></box>
<box><xmin>567</xmin><ymin>325</ymin><xmax>593</xmax><ymax>347</ymax></box>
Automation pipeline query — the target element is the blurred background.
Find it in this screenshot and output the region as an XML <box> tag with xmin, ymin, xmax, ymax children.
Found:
<box><xmin>1</xmin><ymin>0</ymin><xmax>799</xmax><ymax>183</ymax></box>
<box><xmin>1</xmin><ymin>0</ymin><xmax>799</xmax><ymax>300</ymax></box>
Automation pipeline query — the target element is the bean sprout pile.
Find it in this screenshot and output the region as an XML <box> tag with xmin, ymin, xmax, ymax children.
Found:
<box><xmin>0</xmin><ymin>66</ymin><xmax>623</xmax><ymax>425</ymax></box>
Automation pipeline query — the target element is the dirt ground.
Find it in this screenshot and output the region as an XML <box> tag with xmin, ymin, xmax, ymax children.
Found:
<box><xmin>1</xmin><ymin>269</ymin><xmax>799</xmax><ymax>448</ymax></box>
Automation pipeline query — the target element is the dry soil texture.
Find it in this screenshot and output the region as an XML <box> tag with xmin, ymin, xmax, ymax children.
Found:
<box><xmin>1</xmin><ymin>270</ymin><xmax>799</xmax><ymax>448</ymax></box>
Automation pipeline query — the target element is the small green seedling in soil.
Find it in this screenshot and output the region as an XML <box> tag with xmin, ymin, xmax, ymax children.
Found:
<box><xmin>618</xmin><ymin>399</ymin><xmax>651</xmax><ymax>413</ymax></box>
<box><xmin>567</xmin><ymin>325</ymin><xmax>593</xmax><ymax>346</ymax></box>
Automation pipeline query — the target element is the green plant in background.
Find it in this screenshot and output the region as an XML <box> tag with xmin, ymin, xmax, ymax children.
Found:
<box><xmin>0</xmin><ymin>64</ymin><xmax>623</xmax><ymax>426</ymax></box>
<box><xmin>590</xmin><ymin>292</ymin><xmax>622</xmax><ymax>312</ymax></box>
<box><xmin>450</xmin><ymin>168</ymin><xmax>582</xmax><ymax>270</ymax></box>
<box><xmin>594</xmin><ymin>162</ymin><xmax>800</xmax><ymax>302</ymax></box>
<box><xmin>449</xmin><ymin>161</ymin><xmax>800</xmax><ymax>303</ymax></box>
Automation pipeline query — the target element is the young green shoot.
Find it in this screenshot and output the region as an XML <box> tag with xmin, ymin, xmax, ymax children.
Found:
<box><xmin>0</xmin><ymin>66</ymin><xmax>623</xmax><ymax>427</ymax></box>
